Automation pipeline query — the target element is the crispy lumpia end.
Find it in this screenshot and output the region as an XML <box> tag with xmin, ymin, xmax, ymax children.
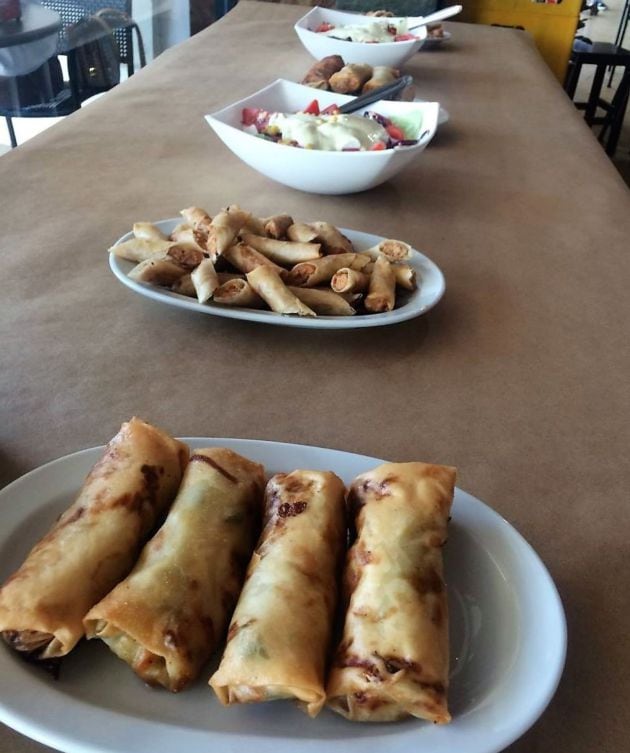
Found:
<box><xmin>326</xmin><ymin>462</ymin><xmax>456</xmax><ymax>724</ymax></box>
<box><xmin>84</xmin><ymin>449</ymin><xmax>264</xmax><ymax>692</ymax></box>
<box><xmin>302</xmin><ymin>54</ymin><xmax>344</xmax><ymax>88</ymax></box>
<box><xmin>210</xmin><ymin>470</ymin><xmax>346</xmax><ymax>717</ymax></box>
<box><xmin>0</xmin><ymin>419</ymin><xmax>188</xmax><ymax>660</ymax></box>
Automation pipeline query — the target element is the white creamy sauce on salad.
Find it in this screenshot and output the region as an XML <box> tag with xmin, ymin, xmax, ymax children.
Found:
<box><xmin>324</xmin><ymin>19</ymin><xmax>408</xmax><ymax>43</ymax></box>
<box><xmin>267</xmin><ymin>112</ymin><xmax>388</xmax><ymax>151</ymax></box>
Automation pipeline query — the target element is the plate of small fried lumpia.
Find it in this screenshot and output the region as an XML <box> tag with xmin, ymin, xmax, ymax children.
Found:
<box><xmin>108</xmin><ymin>209</ymin><xmax>445</xmax><ymax>329</ymax></box>
<box><xmin>0</xmin><ymin>421</ymin><xmax>566</xmax><ymax>753</ymax></box>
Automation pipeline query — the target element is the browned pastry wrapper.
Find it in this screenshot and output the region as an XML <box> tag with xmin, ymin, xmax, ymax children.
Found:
<box><xmin>329</xmin><ymin>63</ymin><xmax>373</xmax><ymax>95</ymax></box>
<box><xmin>0</xmin><ymin>418</ymin><xmax>188</xmax><ymax>659</ymax></box>
<box><xmin>223</xmin><ymin>242</ymin><xmax>288</xmax><ymax>279</ymax></box>
<box><xmin>263</xmin><ymin>215</ymin><xmax>294</xmax><ymax>239</ymax></box>
<box><xmin>288</xmin><ymin>253</ymin><xmax>371</xmax><ymax>287</ymax></box>
<box><xmin>180</xmin><ymin>207</ymin><xmax>213</xmax><ymax>238</ymax></box>
<box><xmin>171</xmin><ymin>274</ymin><xmax>196</xmax><ymax>297</ymax></box>
<box><xmin>84</xmin><ymin>449</ymin><xmax>264</xmax><ymax>692</ymax></box>
<box><xmin>309</xmin><ymin>222</ymin><xmax>355</xmax><ymax>254</ymax></box>
<box><xmin>365</xmin><ymin>255</ymin><xmax>396</xmax><ymax>313</ymax></box>
<box><xmin>246</xmin><ymin>267</ymin><xmax>316</xmax><ymax>317</ymax></box>
<box><xmin>241</xmin><ymin>234</ymin><xmax>322</xmax><ymax>266</ymax></box>
<box><xmin>128</xmin><ymin>257</ymin><xmax>188</xmax><ymax>287</ymax></box>
<box><xmin>191</xmin><ymin>258</ymin><xmax>219</xmax><ymax>303</ymax></box>
<box><xmin>287</xmin><ymin>223</ymin><xmax>319</xmax><ymax>243</ymax></box>
<box><xmin>288</xmin><ymin>286</ymin><xmax>356</xmax><ymax>316</ymax></box>
<box><xmin>206</xmin><ymin>209</ymin><xmax>249</xmax><ymax>262</ymax></box>
<box><xmin>109</xmin><ymin>238</ymin><xmax>174</xmax><ymax>263</ymax></box>
<box><xmin>133</xmin><ymin>222</ymin><xmax>168</xmax><ymax>241</ymax></box>
<box><xmin>330</xmin><ymin>268</ymin><xmax>370</xmax><ymax>294</ymax></box>
<box><xmin>393</xmin><ymin>263</ymin><xmax>417</xmax><ymax>291</ymax></box>
<box><xmin>326</xmin><ymin>461</ymin><xmax>456</xmax><ymax>723</ymax></box>
<box><xmin>362</xmin><ymin>66</ymin><xmax>400</xmax><ymax>94</ymax></box>
<box><xmin>301</xmin><ymin>54</ymin><xmax>345</xmax><ymax>89</ymax></box>
<box><xmin>166</xmin><ymin>243</ymin><xmax>206</xmax><ymax>270</ymax></box>
<box><xmin>212</xmin><ymin>278</ymin><xmax>265</xmax><ymax>308</ymax></box>
<box><xmin>209</xmin><ymin>470</ymin><xmax>346</xmax><ymax>717</ymax></box>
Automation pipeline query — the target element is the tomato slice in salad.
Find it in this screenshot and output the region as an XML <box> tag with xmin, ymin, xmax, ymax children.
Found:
<box><xmin>302</xmin><ymin>99</ymin><xmax>320</xmax><ymax>115</ymax></box>
<box><xmin>370</xmin><ymin>142</ymin><xmax>386</xmax><ymax>151</ymax></box>
<box><xmin>386</xmin><ymin>124</ymin><xmax>405</xmax><ymax>141</ymax></box>
<box><xmin>395</xmin><ymin>33</ymin><xmax>418</xmax><ymax>41</ymax></box>
<box><xmin>314</xmin><ymin>22</ymin><xmax>334</xmax><ymax>33</ymax></box>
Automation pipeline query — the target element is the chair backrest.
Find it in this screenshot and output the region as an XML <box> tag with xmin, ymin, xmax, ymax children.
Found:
<box><xmin>39</xmin><ymin>0</ymin><xmax>132</xmax><ymax>58</ymax></box>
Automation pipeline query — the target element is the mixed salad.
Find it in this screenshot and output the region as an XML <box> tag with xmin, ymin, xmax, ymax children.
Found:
<box><xmin>241</xmin><ymin>100</ymin><xmax>423</xmax><ymax>152</ymax></box>
<box><xmin>312</xmin><ymin>20</ymin><xmax>418</xmax><ymax>43</ymax></box>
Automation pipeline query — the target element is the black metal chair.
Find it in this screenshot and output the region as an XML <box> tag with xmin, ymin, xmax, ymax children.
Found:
<box><xmin>564</xmin><ymin>42</ymin><xmax>630</xmax><ymax>158</ymax></box>
<box><xmin>2</xmin><ymin>1</ymin><xmax>146</xmax><ymax>147</ymax></box>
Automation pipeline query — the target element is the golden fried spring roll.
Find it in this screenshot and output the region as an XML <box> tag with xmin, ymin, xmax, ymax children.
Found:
<box><xmin>0</xmin><ymin>418</ymin><xmax>188</xmax><ymax>660</ymax></box>
<box><xmin>84</xmin><ymin>449</ymin><xmax>264</xmax><ymax>692</ymax></box>
<box><xmin>362</xmin><ymin>66</ymin><xmax>399</xmax><ymax>94</ymax></box>
<box><xmin>213</xmin><ymin>278</ymin><xmax>265</xmax><ymax>309</ymax></box>
<box><xmin>326</xmin><ymin>462</ymin><xmax>456</xmax><ymax>723</ymax></box>
<box><xmin>133</xmin><ymin>222</ymin><xmax>168</xmax><ymax>241</ymax></box>
<box><xmin>287</xmin><ymin>253</ymin><xmax>370</xmax><ymax>287</ymax></box>
<box><xmin>288</xmin><ymin>286</ymin><xmax>356</xmax><ymax>316</ymax></box>
<box><xmin>191</xmin><ymin>258</ymin><xmax>219</xmax><ymax>304</ymax></box>
<box><xmin>309</xmin><ymin>222</ymin><xmax>354</xmax><ymax>255</ymax></box>
<box><xmin>109</xmin><ymin>238</ymin><xmax>174</xmax><ymax>263</ymax></box>
<box><xmin>241</xmin><ymin>234</ymin><xmax>322</xmax><ymax>266</ymax></box>
<box><xmin>263</xmin><ymin>215</ymin><xmax>294</xmax><ymax>240</ymax></box>
<box><xmin>246</xmin><ymin>267</ymin><xmax>316</xmax><ymax>317</ymax></box>
<box><xmin>128</xmin><ymin>257</ymin><xmax>188</xmax><ymax>287</ymax></box>
<box><xmin>364</xmin><ymin>239</ymin><xmax>412</xmax><ymax>262</ymax></box>
<box><xmin>365</xmin><ymin>255</ymin><xmax>396</xmax><ymax>313</ymax></box>
<box><xmin>330</xmin><ymin>268</ymin><xmax>370</xmax><ymax>294</ymax></box>
<box><xmin>287</xmin><ymin>223</ymin><xmax>319</xmax><ymax>243</ymax></box>
<box><xmin>166</xmin><ymin>243</ymin><xmax>206</xmax><ymax>270</ymax></box>
<box><xmin>206</xmin><ymin>208</ymin><xmax>249</xmax><ymax>262</ymax></box>
<box><xmin>329</xmin><ymin>63</ymin><xmax>373</xmax><ymax>94</ymax></box>
<box><xmin>210</xmin><ymin>470</ymin><xmax>346</xmax><ymax>717</ymax></box>
<box><xmin>223</xmin><ymin>243</ymin><xmax>288</xmax><ymax>279</ymax></box>
<box><xmin>171</xmin><ymin>274</ymin><xmax>196</xmax><ymax>298</ymax></box>
<box><xmin>180</xmin><ymin>207</ymin><xmax>213</xmax><ymax>237</ymax></box>
<box><xmin>393</xmin><ymin>263</ymin><xmax>417</xmax><ymax>291</ymax></box>
<box><xmin>169</xmin><ymin>224</ymin><xmax>206</xmax><ymax>251</ymax></box>
<box><xmin>227</xmin><ymin>205</ymin><xmax>266</xmax><ymax>236</ymax></box>
<box><xmin>301</xmin><ymin>54</ymin><xmax>345</xmax><ymax>89</ymax></box>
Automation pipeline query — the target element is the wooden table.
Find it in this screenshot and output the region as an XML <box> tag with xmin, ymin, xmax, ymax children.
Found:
<box><xmin>1</xmin><ymin>2</ymin><xmax>629</xmax><ymax>752</ymax></box>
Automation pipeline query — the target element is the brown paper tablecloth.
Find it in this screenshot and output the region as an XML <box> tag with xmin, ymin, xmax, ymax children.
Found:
<box><xmin>1</xmin><ymin>2</ymin><xmax>629</xmax><ymax>751</ymax></box>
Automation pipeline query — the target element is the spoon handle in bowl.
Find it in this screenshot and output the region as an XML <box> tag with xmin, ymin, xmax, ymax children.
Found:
<box><xmin>337</xmin><ymin>75</ymin><xmax>414</xmax><ymax>114</ymax></box>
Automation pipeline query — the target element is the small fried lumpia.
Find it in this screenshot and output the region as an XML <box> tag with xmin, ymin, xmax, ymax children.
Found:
<box><xmin>263</xmin><ymin>215</ymin><xmax>294</xmax><ymax>239</ymax></box>
<box><xmin>171</xmin><ymin>274</ymin><xmax>196</xmax><ymax>298</ymax></box>
<box><xmin>364</xmin><ymin>239</ymin><xmax>412</xmax><ymax>262</ymax></box>
<box><xmin>213</xmin><ymin>278</ymin><xmax>265</xmax><ymax>308</ymax></box>
<box><xmin>241</xmin><ymin>234</ymin><xmax>322</xmax><ymax>266</ymax></box>
<box><xmin>362</xmin><ymin>66</ymin><xmax>399</xmax><ymax>94</ymax></box>
<box><xmin>180</xmin><ymin>207</ymin><xmax>213</xmax><ymax>237</ymax></box>
<box><xmin>246</xmin><ymin>267</ymin><xmax>316</xmax><ymax>317</ymax></box>
<box><xmin>223</xmin><ymin>243</ymin><xmax>288</xmax><ymax>279</ymax></box>
<box><xmin>326</xmin><ymin>462</ymin><xmax>455</xmax><ymax>724</ymax></box>
<box><xmin>393</xmin><ymin>263</ymin><xmax>418</xmax><ymax>291</ymax></box>
<box><xmin>330</xmin><ymin>268</ymin><xmax>370</xmax><ymax>294</ymax></box>
<box><xmin>191</xmin><ymin>258</ymin><xmax>219</xmax><ymax>303</ymax></box>
<box><xmin>206</xmin><ymin>209</ymin><xmax>249</xmax><ymax>262</ymax></box>
<box><xmin>84</xmin><ymin>448</ymin><xmax>264</xmax><ymax>692</ymax></box>
<box><xmin>133</xmin><ymin>222</ymin><xmax>168</xmax><ymax>241</ymax></box>
<box><xmin>365</xmin><ymin>255</ymin><xmax>396</xmax><ymax>313</ymax></box>
<box><xmin>301</xmin><ymin>54</ymin><xmax>345</xmax><ymax>89</ymax></box>
<box><xmin>287</xmin><ymin>223</ymin><xmax>319</xmax><ymax>243</ymax></box>
<box><xmin>210</xmin><ymin>470</ymin><xmax>346</xmax><ymax>717</ymax></box>
<box><xmin>109</xmin><ymin>238</ymin><xmax>174</xmax><ymax>263</ymax></box>
<box><xmin>309</xmin><ymin>222</ymin><xmax>355</xmax><ymax>254</ymax></box>
<box><xmin>288</xmin><ymin>253</ymin><xmax>370</xmax><ymax>287</ymax></box>
<box><xmin>0</xmin><ymin>418</ymin><xmax>188</xmax><ymax>660</ymax></box>
<box><xmin>288</xmin><ymin>286</ymin><xmax>356</xmax><ymax>316</ymax></box>
<box><xmin>169</xmin><ymin>224</ymin><xmax>206</xmax><ymax>250</ymax></box>
<box><xmin>128</xmin><ymin>257</ymin><xmax>188</xmax><ymax>287</ymax></box>
<box><xmin>166</xmin><ymin>243</ymin><xmax>206</xmax><ymax>270</ymax></box>
<box><xmin>329</xmin><ymin>63</ymin><xmax>373</xmax><ymax>94</ymax></box>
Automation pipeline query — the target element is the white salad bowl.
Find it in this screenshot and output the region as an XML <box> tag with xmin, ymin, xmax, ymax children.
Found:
<box><xmin>294</xmin><ymin>7</ymin><xmax>428</xmax><ymax>68</ymax></box>
<box><xmin>205</xmin><ymin>79</ymin><xmax>439</xmax><ymax>195</ymax></box>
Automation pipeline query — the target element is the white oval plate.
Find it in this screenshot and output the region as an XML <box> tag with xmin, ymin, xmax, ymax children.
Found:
<box><xmin>0</xmin><ymin>438</ymin><xmax>566</xmax><ymax>753</ymax></box>
<box><xmin>109</xmin><ymin>219</ymin><xmax>446</xmax><ymax>329</ymax></box>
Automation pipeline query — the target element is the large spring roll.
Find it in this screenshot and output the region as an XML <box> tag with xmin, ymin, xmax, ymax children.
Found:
<box><xmin>301</xmin><ymin>54</ymin><xmax>345</xmax><ymax>89</ymax></box>
<box><xmin>362</xmin><ymin>66</ymin><xmax>399</xmax><ymax>94</ymax></box>
<box><xmin>329</xmin><ymin>63</ymin><xmax>373</xmax><ymax>94</ymax></box>
<box><xmin>210</xmin><ymin>470</ymin><xmax>346</xmax><ymax>717</ymax></box>
<box><xmin>326</xmin><ymin>462</ymin><xmax>456</xmax><ymax>724</ymax></box>
<box><xmin>84</xmin><ymin>448</ymin><xmax>265</xmax><ymax>692</ymax></box>
<box><xmin>0</xmin><ymin>418</ymin><xmax>188</xmax><ymax>660</ymax></box>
